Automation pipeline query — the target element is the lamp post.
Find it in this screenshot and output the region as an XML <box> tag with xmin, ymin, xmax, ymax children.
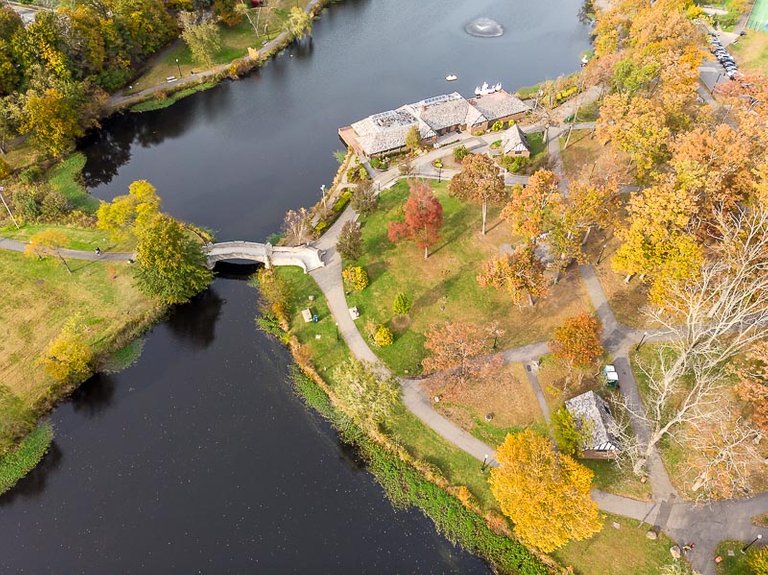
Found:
<box><xmin>480</xmin><ymin>454</ymin><xmax>489</xmax><ymax>472</ymax></box>
<box><xmin>437</xmin><ymin>165</ymin><xmax>442</xmax><ymax>183</ymax></box>
<box><xmin>742</xmin><ymin>534</ymin><xmax>762</xmax><ymax>553</ymax></box>
<box><xmin>175</xmin><ymin>58</ymin><xmax>182</xmax><ymax>78</ymax></box>
<box><xmin>636</xmin><ymin>331</ymin><xmax>649</xmax><ymax>352</ymax></box>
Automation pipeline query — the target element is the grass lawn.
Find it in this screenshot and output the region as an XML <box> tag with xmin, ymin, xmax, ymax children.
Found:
<box><xmin>274</xmin><ymin>266</ymin><xmax>500</xmax><ymax>511</ymax></box>
<box><xmin>0</xmin><ymin>249</ymin><xmax>161</xmax><ymax>406</ymax></box>
<box><xmin>731</xmin><ymin>30</ymin><xmax>768</xmax><ymax>74</ymax></box>
<box><xmin>715</xmin><ymin>540</ymin><xmax>752</xmax><ymax>575</ymax></box>
<box><xmin>350</xmin><ymin>179</ymin><xmax>591</xmax><ymax>376</ymax></box>
<box><xmin>3</xmin><ymin>140</ymin><xmax>43</xmax><ymax>172</ymax></box>
<box><xmin>554</xmin><ymin>513</ymin><xmax>682</xmax><ymax>575</ymax></box>
<box><xmin>754</xmin><ymin>512</ymin><xmax>768</xmax><ymax>527</ymax></box>
<box><xmin>275</xmin><ymin>266</ymin><xmax>681</xmax><ymax>569</ymax></box>
<box><xmin>46</xmin><ymin>152</ymin><xmax>98</xmax><ymax>213</ymax></box>
<box><xmin>585</xmin><ymin>229</ymin><xmax>654</xmax><ymax>329</ymax></box>
<box><xmin>127</xmin><ymin>2</ymin><xmax>293</xmax><ymax>95</ymax></box>
<box><xmin>560</xmin><ymin>129</ymin><xmax>603</xmax><ymax>182</ymax></box>
<box><xmin>426</xmin><ymin>361</ymin><xmax>546</xmax><ymax>447</ymax></box>
<box><xmin>583</xmin><ymin>459</ymin><xmax>653</xmax><ymax>500</ymax></box>
<box><xmin>0</xmin><ymin>224</ymin><xmax>134</xmax><ymax>252</ymax></box>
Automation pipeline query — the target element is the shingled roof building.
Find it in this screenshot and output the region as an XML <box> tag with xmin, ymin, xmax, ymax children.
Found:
<box><xmin>564</xmin><ymin>391</ymin><xmax>621</xmax><ymax>459</ymax></box>
<box><xmin>339</xmin><ymin>90</ymin><xmax>529</xmax><ymax>158</ymax></box>
<box><xmin>502</xmin><ymin>124</ymin><xmax>530</xmax><ymax>157</ymax></box>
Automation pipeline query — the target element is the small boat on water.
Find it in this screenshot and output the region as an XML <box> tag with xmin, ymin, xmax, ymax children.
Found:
<box><xmin>581</xmin><ymin>54</ymin><xmax>589</xmax><ymax>67</ymax></box>
<box><xmin>445</xmin><ymin>74</ymin><xmax>458</xmax><ymax>81</ymax></box>
<box><xmin>474</xmin><ymin>81</ymin><xmax>502</xmax><ymax>96</ymax></box>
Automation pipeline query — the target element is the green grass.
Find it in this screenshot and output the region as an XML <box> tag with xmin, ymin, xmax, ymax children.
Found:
<box><xmin>0</xmin><ymin>223</ymin><xmax>134</xmax><ymax>252</ymax></box>
<box><xmin>46</xmin><ymin>153</ymin><xmax>98</xmax><ymax>213</ymax></box>
<box><xmin>0</xmin><ymin>248</ymin><xmax>161</xmax><ymax>405</ymax></box>
<box><xmin>554</xmin><ymin>513</ymin><xmax>681</xmax><ymax>575</ymax></box>
<box><xmin>715</xmin><ymin>540</ymin><xmax>752</xmax><ymax>575</ymax></box>
<box><xmin>0</xmin><ymin>422</ymin><xmax>53</xmax><ymax>496</ymax></box>
<box><xmin>101</xmin><ymin>338</ymin><xmax>145</xmax><ymax>373</ymax></box>
<box><xmin>348</xmin><ymin>180</ymin><xmax>590</xmax><ymax>375</ymax></box>
<box><xmin>131</xmin><ymin>81</ymin><xmax>218</xmax><ymax>113</ymax></box>
<box><xmin>731</xmin><ymin>30</ymin><xmax>768</xmax><ymax>74</ymax></box>
<box><xmin>582</xmin><ymin>459</ymin><xmax>653</xmax><ymax>501</ymax></box>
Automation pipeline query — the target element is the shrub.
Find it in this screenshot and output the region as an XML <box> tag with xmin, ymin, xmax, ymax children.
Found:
<box><xmin>453</xmin><ymin>145</ymin><xmax>469</xmax><ymax>163</ymax></box>
<box><xmin>18</xmin><ymin>166</ymin><xmax>42</xmax><ymax>184</ymax></box>
<box><xmin>507</xmin><ymin>120</ymin><xmax>516</xmax><ymax>128</ymax></box>
<box><xmin>393</xmin><ymin>292</ymin><xmax>412</xmax><ymax>315</ymax></box>
<box><xmin>501</xmin><ymin>155</ymin><xmax>528</xmax><ymax>174</ymax></box>
<box><xmin>313</xmin><ymin>221</ymin><xmax>328</xmax><ymax>236</ymax></box>
<box><xmin>0</xmin><ymin>157</ymin><xmax>11</xmax><ymax>180</ymax></box>
<box><xmin>490</xmin><ymin>139</ymin><xmax>502</xmax><ymax>149</ymax></box>
<box><xmin>342</xmin><ymin>265</ymin><xmax>368</xmax><ymax>292</ymax></box>
<box><xmin>432</xmin><ymin>159</ymin><xmax>443</xmax><ymax>168</ymax></box>
<box><xmin>748</xmin><ymin>546</ymin><xmax>768</xmax><ymax>575</ymax></box>
<box><xmin>40</xmin><ymin>189</ymin><xmax>70</xmax><ymax>221</ymax></box>
<box><xmin>491</xmin><ymin>120</ymin><xmax>505</xmax><ymax>132</ymax></box>
<box><xmin>552</xmin><ymin>407</ymin><xmax>584</xmax><ymax>456</ymax></box>
<box><xmin>370</xmin><ymin>157</ymin><xmax>388</xmax><ymax>170</ymax></box>
<box><xmin>332</xmin><ymin>190</ymin><xmax>352</xmax><ymax>213</ymax></box>
<box><xmin>373</xmin><ymin>324</ymin><xmax>393</xmax><ymax>347</ymax></box>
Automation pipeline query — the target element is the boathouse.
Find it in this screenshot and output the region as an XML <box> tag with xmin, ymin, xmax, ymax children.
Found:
<box><xmin>564</xmin><ymin>391</ymin><xmax>621</xmax><ymax>459</ymax></box>
<box><xmin>339</xmin><ymin>90</ymin><xmax>529</xmax><ymax>158</ymax></box>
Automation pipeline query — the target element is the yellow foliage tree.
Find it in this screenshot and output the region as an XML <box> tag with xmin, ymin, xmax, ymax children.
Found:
<box><xmin>44</xmin><ymin>320</ymin><xmax>93</xmax><ymax>383</ymax></box>
<box><xmin>490</xmin><ymin>430</ymin><xmax>602</xmax><ymax>552</ymax></box>
<box><xmin>96</xmin><ymin>179</ymin><xmax>161</xmax><ymax>239</ymax></box>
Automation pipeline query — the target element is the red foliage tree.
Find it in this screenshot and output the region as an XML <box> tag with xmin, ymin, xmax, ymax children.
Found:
<box><xmin>387</xmin><ymin>180</ymin><xmax>443</xmax><ymax>259</ymax></box>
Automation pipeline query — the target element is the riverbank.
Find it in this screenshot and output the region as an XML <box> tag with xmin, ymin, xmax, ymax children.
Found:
<box><xmin>257</xmin><ymin>268</ymin><xmax>554</xmax><ymax>574</ymax></box>
<box><xmin>108</xmin><ymin>0</ymin><xmax>335</xmax><ymax>114</ymax></box>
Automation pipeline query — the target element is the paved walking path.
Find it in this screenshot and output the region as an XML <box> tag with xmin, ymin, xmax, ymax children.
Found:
<box><xmin>0</xmin><ymin>236</ymin><xmax>133</xmax><ymax>261</ymax></box>
<box><xmin>305</xmin><ymin>124</ymin><xmax>768</xmax><ymax>575</ymax></box>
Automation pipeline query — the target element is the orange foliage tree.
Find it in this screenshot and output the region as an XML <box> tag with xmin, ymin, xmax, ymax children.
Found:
<box><xmin>549</xmin><ymin>313</ymin><xmax>603</xmax><ymax>384</ymax></box>
<box><xmin>387</xmin><ymin>180</ymin><xmax>443</xmax><ymax>259</ymax></box>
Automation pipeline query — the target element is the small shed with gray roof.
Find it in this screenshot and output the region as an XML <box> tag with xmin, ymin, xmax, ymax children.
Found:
<box><xmin>564</xmin><ymin>390</ymin><xmax>621</xmax><ymax>458</ymax></box>
<box><xmin>502</xmin><ymin>124</ymin><xmax>530</xmax><ymax>157</ymax></box>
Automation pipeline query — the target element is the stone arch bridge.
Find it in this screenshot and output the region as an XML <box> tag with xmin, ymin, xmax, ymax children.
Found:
<box><xmin>204</xmin><ymin>241</ymin><xmax>325</xmax><ymax>273</ymax></box>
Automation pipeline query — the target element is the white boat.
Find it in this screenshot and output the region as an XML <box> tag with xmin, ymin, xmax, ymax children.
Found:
<box><xmin>581</xmin><ymin>54</ymin><xmax>589</xmax><ymax>66</ymax></box>
<box><xmin>445</xmin><ymin>74</ymin><xmax>458</xmax><ymax>81</ymax></box>
<box><xmin>474</xmin><ymin>82</ymin><xmax>502</xmax><ymax>96</ymax></box>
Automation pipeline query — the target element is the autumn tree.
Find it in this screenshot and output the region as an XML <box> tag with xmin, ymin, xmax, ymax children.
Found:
<box><xmin>133</xmin><ymin>213</ymin><xmax>213</xmax><ymax>304</ymax></box>
<box><xmin>44</xmin><ymin>319</ymin><xmax>93</xmax><ymax>383</ymax></box>
<box><xmin>336</xmin><ymin>220</ymin><xmax>362</xmax><ymax>261</ymax></box>
<box><xmin>422</xmin><ymin>321</ymin><xmax>501</xmax><ymax>391</ymax></box>
<box><xmin>0</xmin><ymin>6</ymin><xmax>23</xmax><ymax>96</ymax></box>
<box><xmin>213</xmin><ymin>0</ymin><xmax>243</xmax><ymax>26</ymax></box>
<box><xmin>350</xmin><ymin>180</ymin><xmax>377</xmax><ymax>216</ymax></box>
<box><xmin>282</xmin><ymin>207</ymin><xmax>311</xmax><ymax>246</ymax></box>
<box><xmin>342</xmin><ymin>265</ymin><xmax>368</xmax><ymax>292</ymax></box>
<box><xmin>25</xmin><ymin>229</ymin><xmax>72</xmax><ymax>273</ymax></box>
<box><xmin>596</xmin><ymin>93</ymin><xmax>671</xmax><ymax>180</ymax></box>
<box><xmin>255</xmin><ymin>267</ymin><xmax>292</xmax><ymax>322</ymax></box>
<box><xmin>19</xmin><ymin>84</ymin><xmax>85</xmax><ymax>158</ymax></box>
<box><xmin>387</xmin><ymin>180</ymin><xmax>443</xmax><ymax>259</ymax></box>
<box><xmin>490</xmin><ymin>430</ymin><xmax>602</xmax><ymax>552</ymax></box>
<box><xmin>730</xmin><ymin>341</ymin><xmax>768</xmax><ymax>433</ymax></box>
<box><xmin>405</xmin><ymin>126</ymin><xmax>421</xmax><ymax>154</ymax></box>
<box><xmin>285</xmin><ymin>7</ymin><xmax>312</xmax><ymax>41</ymax></box>
<box><xmin>501</xmin><ymin>169</ymin><xmax>563</xmax><ymax>242</ymax></box>
<box><xmin>333</xmin><ymin>359</ymin><xmax>399</xmax><ymax>431</ymax></box>
<box><xmin>549</xmin><ymin>313</ymin><xmax>603</xmax><ymax>384</ymax></box>
<box><xmin>97</xmin><ymin>179</ymin><xmax>161</xmax><ymax>238</ymax></box>
<box><xmin>477</xmin><ymin>244</ymin><xmax>548</xmax><ymax>307</ymax></box>
<box><xmin>180</xmin><ymin>12</ymin><xmax>222</xmax><ymax>67</ymax></box>
<box><xmin>448</xmin><ymin>153</ymin><xmax>506</xmax><ymax>235</ymax></box>
<box><xmin>624</xmin><ymin>205</ymin><xmax>768</xmax><ymax>478</ymax></box>
<box><xmin>611</xmin><ymin>180</ymin><xmax>703</xmax><ymax>301</ymax></box>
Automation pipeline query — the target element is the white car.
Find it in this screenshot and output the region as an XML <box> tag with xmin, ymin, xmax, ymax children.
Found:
<box><xmin>603</xmin><ymin>365</ymin><xmax>620</xmax><ymax>387</ymax></box>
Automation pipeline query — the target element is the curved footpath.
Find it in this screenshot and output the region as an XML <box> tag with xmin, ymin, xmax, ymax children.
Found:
<box><xmin>2</xmin><ymin>98</ymin><xmax>765</xmax><ymax>572</ymax></box>
<box><xmin>307</xmin><ymin>129</ymin><xmax>768</xmax><ymax>575</ymax></box>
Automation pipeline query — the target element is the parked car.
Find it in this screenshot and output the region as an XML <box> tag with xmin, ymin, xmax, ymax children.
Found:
<box><xmin>603</xmin><ymin>365</ymin><xmax>620</xmax><ymax>389</ymax></box>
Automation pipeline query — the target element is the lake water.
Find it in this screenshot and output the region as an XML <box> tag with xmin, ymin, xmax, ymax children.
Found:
<box><xmin>1</xmin><ymin>0</ymin><xmax>590</xmax><ymax>571</ymax></box>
